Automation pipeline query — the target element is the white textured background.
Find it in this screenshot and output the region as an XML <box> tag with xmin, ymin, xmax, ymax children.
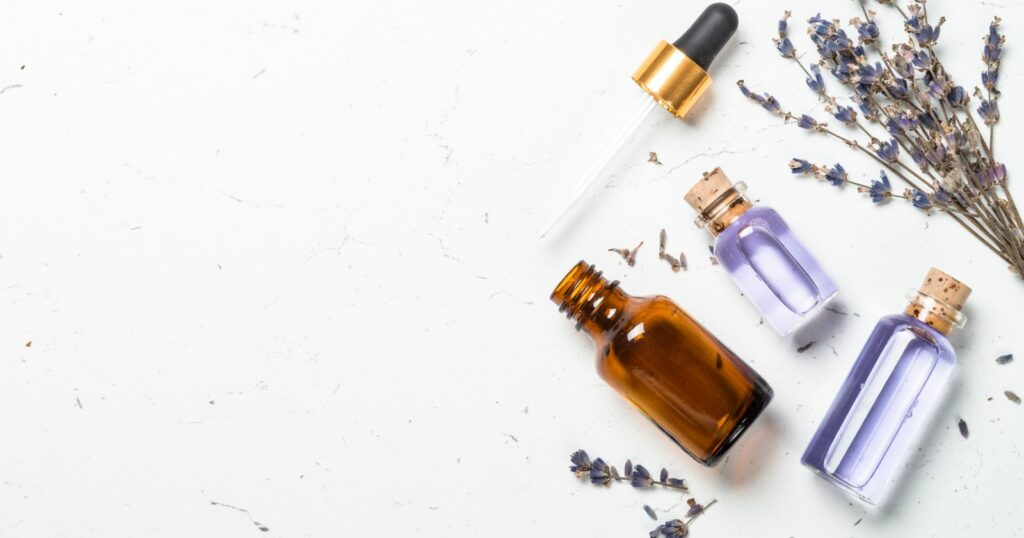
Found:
<box><xmin>1</xmin><ymin>0</ymin><xmax>1022</xmax><ymax>536</ymax></box>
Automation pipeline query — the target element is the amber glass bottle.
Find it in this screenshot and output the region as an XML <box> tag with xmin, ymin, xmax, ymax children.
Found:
<box><xmin>552</xmin><ymin>261</ymin><xmax>773</xmax><ymax>466</ymax></box>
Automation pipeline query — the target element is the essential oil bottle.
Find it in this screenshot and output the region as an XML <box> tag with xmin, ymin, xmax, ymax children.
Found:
<box><xmin>551</xmin><ymin>261</ymin><xmax>773</xmax><ymax>466</ymax></box>
<box><xmin>802</xmin><ymin>268</ymin><xmax>971</xmax><ymax>505</ymax></box>
<box><xmin>684</xmin><ymin>168</ymin><xmax>839</xmax><ymax>335</ymax></box>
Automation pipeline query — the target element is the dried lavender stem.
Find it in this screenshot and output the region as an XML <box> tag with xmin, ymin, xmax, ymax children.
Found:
<box><xmin>815</xmin><ymin>106</ymin><xmax>1008</xmax><ymax>256</ymax></box>
<box><xmin>802</xmin><ymin>113</ymin><xmax>1009</xmax><ymax>259</ymax></box>
<box><xmin>686</xmin><ymin>499</ymin><xmax>717</xmax><ymax>525</ymax></box>
<box><xmin>607</xmin><ymin>475</ymin><xmax>689</xmax><ymax>491</ymax></box>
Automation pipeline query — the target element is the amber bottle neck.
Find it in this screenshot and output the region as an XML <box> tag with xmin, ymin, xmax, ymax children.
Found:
<box><xmin>551</xmin><ymin>262</ymin><xmax>630</xmax><ymax>337</ymax></box>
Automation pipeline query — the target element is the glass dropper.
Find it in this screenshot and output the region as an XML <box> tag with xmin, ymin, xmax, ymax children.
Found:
<box><xmin>537</xmin><ymin>2</ymin><xmax>739</xmax><ymax>239</ymax></box>
<box><xmin>536</xmin><ymin>94</ymin><xmax>659</xmax><ymax>239</ymax></box>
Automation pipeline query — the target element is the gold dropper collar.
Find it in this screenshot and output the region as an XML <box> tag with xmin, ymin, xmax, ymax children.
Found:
<box><xmin>632</xmin><ymin>40</ymin><xmax>712</xmax><ymax>119</ymax></box>
<box><xmin>684</xmin><ymin>168</ymin><xmax>753</xmax><ymax>235</ymax></box>
<box><xmin>904</xmin><ymin>268</ymin><xmax>972</xmax><ymax>335</ymax></box>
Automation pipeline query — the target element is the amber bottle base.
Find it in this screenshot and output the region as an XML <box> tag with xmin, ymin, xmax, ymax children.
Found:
<box><xmin>702</xmin><ymin>383</ymin><xmax>773</xmax><ymax>467</ymax></box>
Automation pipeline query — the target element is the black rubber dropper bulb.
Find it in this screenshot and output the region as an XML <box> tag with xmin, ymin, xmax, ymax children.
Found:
<box><xmin>672</xmin><ymin>3</ymin><xmax>739</xmax><ymax>71</ymax></box>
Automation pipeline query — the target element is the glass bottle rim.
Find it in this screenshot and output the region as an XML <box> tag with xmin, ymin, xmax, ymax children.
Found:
<box><xmin>693</xmin><ymin>181</ymin><xmax>748</xmax><ymax>229</ymax></box>
<box><xmin>905</xmin><ymin>288</ymin><xmax>967</xmax><ymax>329</ymax></box>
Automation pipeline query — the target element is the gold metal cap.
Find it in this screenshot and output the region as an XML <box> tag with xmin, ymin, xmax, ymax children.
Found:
<box><xmin>632</xmin><ymin>40</ymin><xmax>712</xmax><ymax>119</ymax></box>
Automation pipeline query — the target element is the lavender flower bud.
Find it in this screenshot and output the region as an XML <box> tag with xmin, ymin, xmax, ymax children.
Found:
<box><xmin>875</xmin><ymin>138</ymin><xmax>900</xmax><ymax>163</ymax></box>
<box><xmin>946</xmin><ymin>86</ymin><xmax>968</xmax><ymax>108</ymax></box>
<box><xmin>789</xmin><ymin>158</ymin><xmax>813</xmax><ymax>174</ymax></box>
<box><xmin>857</xmin><ymin>20</ymin><xmax>879</xmax><ymax>44</ymax></box>
<box><xmin>912</xmin><ymin>190</ymin><xmax>932</xmax><ymax>209</ymax></box>
<box><xmin>982</xmin><ymin>68</ymin><xmax>999</xmax><ymax>90</ymax></box>
<box><xmin>774</xmin><ymin>37</ymin><xmax>796</xmax><ymax>58</ymax></box>
<box><xmin>825</xmin><ymin>163</ymin><xmax>847</xmax><ymax>187</ymax></box>
<box><xmin>870</xmin><ymin>172</ymin><xmax>893</xmax><ymax>203</ymax></box>
<box><xmin>830</xmin><ymin>104</ymin><xmax>857</xmax><ymax>124</ymax></box>
<box><xmin>797</xmin><ymin>114</ymin><xmax>818</xmax><ymax>129</ymax></box>
<box><xmin>778</xmin><ymin>11</ymin><xmax>790</xmax><ymax>38</ymax></box>
<box><xmin>978</xmin><ymin>99</ymin><xmax>1000</xmax><ymax>125</ymax></box>
<box><xmin>805</xmin><ymin>64</ymin><xmax>825</xmax><ymax>96</ymax></box>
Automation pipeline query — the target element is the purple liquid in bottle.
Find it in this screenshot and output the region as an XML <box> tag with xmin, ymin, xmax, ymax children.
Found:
<box><xmin>715</xmin><ymin>206</ymin><xmax>838</xmax><ymax>335</ymax></box>
<box><xmin>803</xmin><ymin>270</ymin><xmax>970</xmax><ymax>505</ymax></box>
<box><xmin>685</xmin><ymin>170</ymin><xmax>838</xmax><ymax>336</ymax></box>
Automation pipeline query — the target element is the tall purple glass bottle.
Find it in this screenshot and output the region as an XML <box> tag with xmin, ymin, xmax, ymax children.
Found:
<box><xmin>802</xmin><ymin>268</ymin><xmax>971</xmax><ymax>505</ymax></box>
<box><xmin>685</xmin><ymin>168</ymin><xmax>838</xmax><ymax>335</ymax></box>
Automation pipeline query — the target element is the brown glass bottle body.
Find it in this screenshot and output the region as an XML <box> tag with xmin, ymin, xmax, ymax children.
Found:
<box><xmin>552</xmin><ymin>261</ymin><xmax>772</xmax><ymax>466</ymax></box>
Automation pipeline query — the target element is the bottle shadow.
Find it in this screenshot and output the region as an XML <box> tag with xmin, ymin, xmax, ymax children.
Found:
<box><xmin>789</xmin><ymin>299</ymin><xmax>857</xmax><ymax>353</ymax></box>
<box><xmin>707</xmin><ymin>407</ymin><xmax>786</xmax><ymax>488</ymax></box>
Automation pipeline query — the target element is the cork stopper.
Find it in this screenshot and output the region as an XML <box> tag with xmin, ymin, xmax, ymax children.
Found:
<box><xmin>684</xmin><ymin>168</ymin><xmax>734</xmax><ymax>213</ymax></box>
<box><xmin>919</xmin><ymin>268</ymin><xmax>971</xmax><ymax>310</ymax></box>
<box><xmin>685</xmin><ymin>168</ymin><xmax>752</xmax><ymax>235</ymax></box>
<box><xmin>904</xmin><ymin>268</ymin><xmax>971</xmax><ymax>335</ymax></box>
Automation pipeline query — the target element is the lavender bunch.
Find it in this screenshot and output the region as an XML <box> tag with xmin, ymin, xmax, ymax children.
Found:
<box><xmin>740</xmin><ymin>1</ymin><xmax>1024</xmax><ymax>277</ymax></box>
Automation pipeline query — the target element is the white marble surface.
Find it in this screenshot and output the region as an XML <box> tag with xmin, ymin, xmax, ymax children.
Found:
<box><xmin>1</xmin><ymin>1</ymin><xmax>1023</xmax><ymax>536</ymax></box>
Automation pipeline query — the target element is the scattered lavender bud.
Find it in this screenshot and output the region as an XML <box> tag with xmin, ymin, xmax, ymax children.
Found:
<box><xmin>1005</xmin><ymin>390</ymin><xmax>1021</xmax><ymax>404</ymax></box>
<box><xmin>644</xmin><ymin>505</ymin><xmax>658</xmax><ymax>520</ymax></box>
<box><xmin>658</xmin><ymin>229</ymin><xmax>683</xmax><ymax>272</ymax></box>
<box><xmin>685</xmin><ymin>498</ymin><xmax>704</xmax><ymax>517</ymax></box>
<box><xmin>958</xmin><ymin>418</ymin><xmax>970</xmax><ymax>439</ymax></box>
<box><xmin>650</xmin><ymin>499</ymin><xmax>716</xmax><ymax>537</ymax></box>
<box><xmin>608</xmin><ymin>241</ymin><xmax>643</xmax><ymax>267</ymax></box>
<box><xmin>997</xmin><ymin>354</ymin><xmax>1014</xmax><ymax>365</ymax></box>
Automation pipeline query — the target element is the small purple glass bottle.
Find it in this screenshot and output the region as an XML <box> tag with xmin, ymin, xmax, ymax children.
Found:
<box><xmin>684</xmin><ymin>168</ymin><xmax>838</xmax><ymax>335</ymax></box>
<box><xmin>802</xmin><ymin>268</ymin><xmax>971</xmax><ymax>505</ymax></box>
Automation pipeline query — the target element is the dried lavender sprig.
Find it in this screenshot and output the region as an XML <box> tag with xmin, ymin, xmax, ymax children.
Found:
<box><xmin>649</xmin><ymin>499</ymin><xmax>718</xmax><ymax>538</ymax></box>
<box><xmin>789</xmin><ymin>159</ymin><xmax>989</xmax><ymax>218</ymax></box>
<box><xmin>569</xmin><ymin>450</ymin><xmax>688</xmax><ymax>491</ymax></box>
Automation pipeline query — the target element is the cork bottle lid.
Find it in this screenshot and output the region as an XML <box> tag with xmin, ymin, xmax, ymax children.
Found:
<box><xmin>919</xmin><ymin>268</ymin><xmax>971</xmax><ymax>310</ymax></box>
<box><xmin>684</xmin><ymin>168</ymin><xmax>733</xmax><ymax>213</ymax></box>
